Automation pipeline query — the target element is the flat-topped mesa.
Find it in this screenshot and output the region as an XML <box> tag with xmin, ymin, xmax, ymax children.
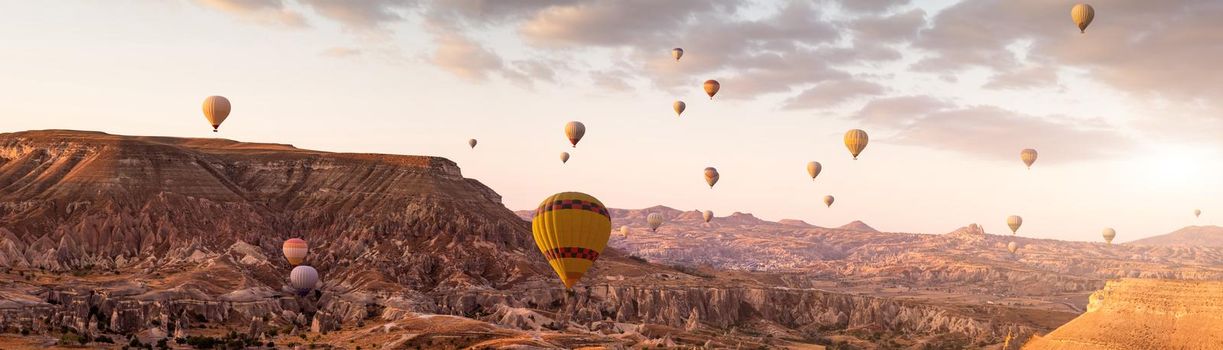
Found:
<box><xmin>1025</xmin><ymin>278</ymin><xmax>1223</xmax><ymax>349</ymax></box>
<box><xmin>0</xmin><ymin>129</ymin><xmax>522</xmax><ymax>271</ymax></box>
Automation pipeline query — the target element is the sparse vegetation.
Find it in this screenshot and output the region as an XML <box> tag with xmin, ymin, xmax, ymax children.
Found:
<box><xmin>59</xmin><ymin>331</ymin><xmax>88</xmax><ymax>346</ymax></box>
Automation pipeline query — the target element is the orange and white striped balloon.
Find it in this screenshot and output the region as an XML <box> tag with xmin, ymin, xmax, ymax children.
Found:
<box><xmin>282</xmin><ymin>238</ymin><xmax>308</xmax><ymax>265</ymax></box>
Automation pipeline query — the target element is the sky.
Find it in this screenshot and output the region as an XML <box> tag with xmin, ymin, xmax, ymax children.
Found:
<box><xmin>1</xmin><ymin>0</ymin><xmax>1220</xmax><ymax>241</ymax></box>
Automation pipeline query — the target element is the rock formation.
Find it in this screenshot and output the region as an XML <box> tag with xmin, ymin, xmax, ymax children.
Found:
<box><xmin>1024</xmin><ymin>279</ymin><xmax>1223</xmax><ymax>349</ymax></box>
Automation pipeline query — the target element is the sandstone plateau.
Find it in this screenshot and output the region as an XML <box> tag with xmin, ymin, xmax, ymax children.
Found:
<box><xmin>0</xmin><ymin>130</ymin><xmax>1218</xmax><ymax>349</ymax></box>
<box><xmin>1023</xmin><ymin>278</ymin><xmax>1223</xmax><ymax>349</ymax></box>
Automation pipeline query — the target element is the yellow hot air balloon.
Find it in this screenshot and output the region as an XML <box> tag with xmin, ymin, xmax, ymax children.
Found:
<box><xmin>1102</xmin><ymin>227</ymin><xmax>1116</xmax><ymax>245</ymax></box>
<box><xmin>702</xmin><ymin>210</ymin><xmax>713</xmax><ymax>223</ymax></box>
<box><xmin>823</xmin><ymin>195</ymin><xmax>835</xmax><ymax>208</ymax></box>
<box><xmin>282</xmin><ymin>238</ymin><xmax>308</xmax><ymax>265</ymax></box>
<box><xmin>531</xmin><ymin>192</ymin><xmax>611</xmax><ymax>289</ymax></box>
<box><xmin>620</xmin><ymin>225</ymin><xmax>630</xmax><ymax>237</ymax></box>
<box><xmin>1195</xmin><ymin>209</ymin><xmax>1201</xmax><ymax>218</ymax></box>
<box><xmin>560</xmin><ymin>152</ymin><xmax>570</xmax><ymax>164</ymax></box>
<box><xmin>807</xmin><ymin>161</ymin><xmax>822</xmax><ymax>181</ymax></box>
<box><xmin>844</xmin><ymin>129</ymin><xmax>868</xmax><ymax>160</ymax></box>
<box><xmin>1020</xmin><ymin>149</ymin><xmax>1038</xmax><ymax>169</ymax></box>
<box><xmin>704</xmin><ymin>167</ymin><xmax>720</xmax><ymax>188</ymax></box>
<box><xmin>647</xmin><ymin>213</ymin><xmax>664</xmax><ymax>232</ymax></box>
<box><xmin>468</xmin><ymin>139</ymin><xmax>477</xmax><ymax>149</ymax></box>
<box><xmin>1071</xmin><ymin>4</ymin><xmax>1095</xmax><ymax>34</ymax></box>
<box><xmin>1007</xmin><ymin>241</ymin><xmax>1019</xmax><ymax>254</ymax></box>
<box><xmin>703</xmin><ymin>80</ymin><xmax>720</xmax><ymax>100</ymax></box>
<box><xmin>672</xmin><ymin>48</ymin><xmax>684</xmax><ymax>61</ymax></box>
<box><xmin>202</xmin><ymin>96</ymin><xmax>231</xmax><ymax>132</ymax></box>
<box><xmin>673</xmin><ymin>101</ymin><xmax>686</xmax><ymax>117</ymax></box>
<box><xmin>1007</xmin><ymin>215</ymin><xmax>1023</xmax><ymax>234</ymax></box>
<box><xmin>565</xmin><ymin>121</ymin><xmax>585</xmax><ymax>147</ymax></box>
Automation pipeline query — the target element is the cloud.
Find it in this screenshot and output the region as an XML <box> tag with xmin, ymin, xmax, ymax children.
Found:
<box><xmin>429</xmin><ymin>30</ymin><xmax>503</xmax><ymax>81</ymax></box>
<box><xmin>916</xmin><ymin>0</ymin><xmax>1223</xmax><ymax>102</ymax></box>
<box><xmin>519</xmin><ymin>0</ymin><xmax>734</xmax><ymax>47</ymax></box>
<box><xmin>297</xmin><ymin>0</ymin><xmax>417</xmax><ymax>30</ymax></box>
<box><xmin>983</xmin><ymin>66</ymin><xmax>1059</xmax><ymax>90</ymax></box>
<box><xmin>848</xmin><ymin>8</ymin><xmax>926</xmax><ymax>43</ymax></box>
<box><xmin>319</xmin><ymin>46</ymin><xmax>363</xmax><ymax>57</ymax></box>
<box><xmin>836</xmin><ymin>0</ymin><xmax>911</xmax><ymax>14</ymax></box>
<box><xmin>852</xmin><ymin>96</ymin><xmax>1132</xmax><ymax>162</ymax></box>
<box><xmin>784</xmin><ymin>79</ymin><xmax>887</xmax><ymax>110</ymax></box>
<box><xmin>195</xmin><ymin>0</ymin><xmax>307</xmax><ymax>27</ymax></box>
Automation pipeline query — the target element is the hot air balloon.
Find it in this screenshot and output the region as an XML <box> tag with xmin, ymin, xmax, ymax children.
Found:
<box><xmin>1071</xmin><ymin>4</ymin><xmax>1095</xmax><ymax>33</ymax></box>
<box><xmin>1007</xmin><ymin>215</ymin><xmax>1023</xmax><ymax>234</ymax></box>
<box><xmin>531</xmin><ymin>192</ymin><xmax>611</xmax><ymax>289</ymax></box>
<box><xmin>672</xmin><ymin>48</ymin><xmax>684</xmax><ymax>61</ymax></box>
<box><xmin>468</xmin><ymin>139</ymin><xmax>477</xmax><ymax>149</ymax></box>
<box><xmin>702</xmin><ymin>210</ymin><xmax>713</xmax><ymax>223</ymax></box>
<box><xmin>560</xmin><ymin>152</ymin><xmax>570</xmax><ymax>164</ymax></box>
<box><xmin>807</xmin><ymin>161</ymin><xmax>822</xmax><ymax>181</ymax></box>
<box><xmin>282</xmin><ymin>238</ymin><xmax>308</xmax><ymax>266</ymax></box>
<box><xmin>565</xmin><ymin>121</ymin><xmax>585</xmax><ymax>147</ymax></box>
<box><xmin>1195</xmin><ymin>209</ymin><xmax>1202</xmax><ymax>218</ymax></box>
<box><xmin>1020</xmin><ymin>149</ymin><xmax>1038</xmax><ymax>169</ymax></box>
<box><xmin>1102</xmin><ymin>228</ymin><xmax>1116</xmax><ymax>245</ymax></box>
<box><xmin>620</xmin><ymin>225</ymin><xmax>630</xmax><ymax>237</ymax></box>
<box><xmin>703</xmin><ymin>80</ymin><xmax>720</xmax><ymax>99</ymax></box>
<box><xmin>704</xmin><ymin>167</ymin><xmax>720</xmax><ymax>188</ymax></box>
<box><xmin>290</xmin><ymin>265</ymin><xmax>319</xmax><ymax>295</ymax></box>
<box><xmin>1007</xmin><ymin>241</ymin><xmax>1019</xmax><ymax>254</ymax></box>
<box><xmin>202</xmin><ymin>96</ymin><xmax>231</xmax><ymax>132</ymax></box>
<box><xmin>647</xmin><ymin>213</ymin><xmax>664</xmax><ymax>232</ymax></box>
<box><xmin>673</xmin><ymin>101</ymin><xmax>686</xmax><ymax>117</ymax></box>
<box><xmin>844</xmin><ymin>129</ymin><xmax>868</xmax><ymax>160</ymax></box>
<box><xmin>823</xmin><ymin>195</ymin><xmax>835</xmax><ymax>208</ymax></box>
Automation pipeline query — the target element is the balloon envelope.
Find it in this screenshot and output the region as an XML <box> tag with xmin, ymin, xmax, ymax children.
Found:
<box><xmin>823</xmin><ymin>195</ymin><xmax>835</xmax><ymax>208</ymax></box>
<box><xmin>202</xmin><ymin>96</ymin><xmax>231</xmax><ymax>132</ymax></box>
<box><xmin>468</xmin><ymin>139</ymin><xmax>477</xmax><ymax>148</ymax></box>
<box><xmin>672</xmin><ymin>48</ymin><xmax>684</xmax><ymax>61</ymax></box>
<box><xmin>844</xmin><ymin>129</ymin><xmax>868</xmax><ymax>160</ymax></box>
<box><xmin>647</xmin><ymin>213</ymin><xmax>664</xmax><ymax>232</ymax></box>
<box><xmin>673</xmin><ymin>101</ymin><xmax>686</xmax><ymax>116</ymax></box>
<box><xmin>290</xmin><ymin>265</ymin><xmax>319</xmax><ymax>295</ymax></box>
<box><xmin>1021</xmin><ymin>149</ymin><xmax>1038</xmax><ymax>169</ymax></box>
<box><xmin>807</xmin><ymin>161</ymin><xmax>822</xmax><ymax>180</ymax></box>
<box><xmin>560</xmin><ymin>152</ymin><xmax>570</xmax><ymax>164</ymax></box>
<box><xmin>531</xmin><ymin>192</ymin><xmax>611</xmax><ymax>289</ymax></box>
<box><xmin>704</xmin><ymin>167</ymin><xmax>720</xmax><ymax>188</ymax></box>
<box><xmin>702</xmin><ymin>210</ymin><xmax>713</xmax><ymax>223</ymax></box>
<box><xmin>1195</xmin><ymin>209</ymin><xmax>1201</xmax><ymax>218</ymax></box>
<box><xmin>703</xmin><ymin>80</ymin><xmax>720</xmax><ymax>99</ymax></box>
<box><xmin>282</xmin><ymin>238</ymin><xmax>308</xmax><ymax>266</ymax></box>
<box><xmin>620</xmin><ymin>225</ymin><xmax>630</xmax><ymax>237</ymax></box>
<box><xmin>1007</xmin><ymin>215</ymin><xmax>1023</xmax><ymax>234</ymax></box>
<box><xmin>565</xmin><ymin>121</ymin><xmax>585</xmax><ymax>147</ymax></box>
<box><xmin>1071</xmin><ymin>4</ymin><xmax>1095</xmax><ymax>33</ymax></box>
<box><xmin>1007</xmin><ymin>241</ymin><xmax>1019</xmax><ymax>254</ymax></box>
<box><xmin>1102</xmin><ymin>228</ymin><xmax>1116</xmax><ymax>244</ymax></box>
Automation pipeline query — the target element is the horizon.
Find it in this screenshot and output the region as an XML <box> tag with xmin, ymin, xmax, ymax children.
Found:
<box><xmin>2</xmin><ymin>1</ymin><xmax>1220</xmax><ymax>243</ymax></box>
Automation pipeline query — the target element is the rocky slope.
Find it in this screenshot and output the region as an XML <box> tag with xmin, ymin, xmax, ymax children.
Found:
<box><xmin>546</xmin><ymin>206</ymin><xmax>1223</xmax><ymax>299</ymax></box>
<box><xmin>0</xmin><ymin>130</ymin><xmax>1048</xmax><ymax>348</ymax></box>
<box><xmin>1023</xmin><ymin>279</ymin><xmax>1223</xmax><ymax>349</ymax></box>
<box><xmin>1126</xmin><ymin>225</ymin><xmax>1223</xmax><ymax>247</ymax></box>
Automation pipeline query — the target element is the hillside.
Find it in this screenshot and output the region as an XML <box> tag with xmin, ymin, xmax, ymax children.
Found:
<box><xmin>1126</xmin><ymin>225</ymin><xmax>1223</xmax><ymax>247</ymax></box>
<box><xmin>1024</xmin><ymin>279</ymin><xmax>1223</xmax><ymax>349</ymax></box>
<box><xmin>0</xmin><ymin>130</ymin><xmax>1066</xmax><ymax>348</ymax></box>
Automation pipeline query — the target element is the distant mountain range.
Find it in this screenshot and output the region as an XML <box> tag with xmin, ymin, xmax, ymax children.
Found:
<box><xmin>1126</xmin><ymin>225</ymin><xmax>1223</xmax><ymax>247</ymax></box>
